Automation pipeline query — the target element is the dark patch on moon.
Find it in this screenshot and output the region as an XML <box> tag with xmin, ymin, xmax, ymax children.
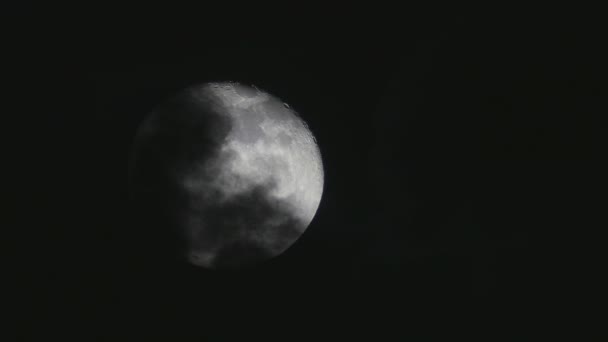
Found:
<box><xmin>130</xmin><ymin>88</ymin><xmax>233</xmax><ymax>176</ymax></box>
<box><xmin>232</xmin><ymin>83</ymin><xmax>260</xmax><ymax>98</ymax></box>
<box><xmin>128</xmin><ymin>88</ymin><xmax>234</xmax><ymax>263</ymax></box>
<box><xmin>186</xmin><ymin>179</ymin><xmax>305</xmax><ymax>269</ymax></box>
<box><xmin>276</xmin><ymin>131</ymin><xmax>293</xmax><ymax>146</ymax></box>
<box><xmin>233</xmin><ymin>111</ymin><xmax>267</xmax><ymax>145</ymax></box>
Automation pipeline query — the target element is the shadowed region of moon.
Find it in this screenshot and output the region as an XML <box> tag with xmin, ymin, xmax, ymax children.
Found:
<box><xmin>129</xmin><ymin>82</ymin><xmax>324</xmax><ymax>269</ymax></box>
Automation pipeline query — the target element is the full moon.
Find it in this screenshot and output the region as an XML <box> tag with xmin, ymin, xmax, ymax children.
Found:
<box><xmin>129</xmin><ymin>82</ymin><xmax>324</xmax><ymax>269</ymax></box>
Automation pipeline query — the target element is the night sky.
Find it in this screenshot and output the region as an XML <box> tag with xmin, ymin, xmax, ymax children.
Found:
<box><xmin>7</xmin><ymin>10</ymin><xmax>607</xmax><ymax>339</ymax></box>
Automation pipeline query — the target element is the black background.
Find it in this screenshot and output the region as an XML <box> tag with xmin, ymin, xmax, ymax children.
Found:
<box><xmin>7</xmin><ymin>8</ymin><xmax>607</xmax><ymax>339</ymax></box>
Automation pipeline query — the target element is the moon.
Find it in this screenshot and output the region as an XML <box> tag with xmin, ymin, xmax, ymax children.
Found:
<box><xmin>129</xmin><ymin>82</ymin><xmax>324</xmax><ymax>269</ymax></box>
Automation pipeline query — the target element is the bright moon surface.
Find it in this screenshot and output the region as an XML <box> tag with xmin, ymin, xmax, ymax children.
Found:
<box><xmin>135</xmin><ymin>82</ymin><xmax>324</xmax><ymax>268</ymax></box>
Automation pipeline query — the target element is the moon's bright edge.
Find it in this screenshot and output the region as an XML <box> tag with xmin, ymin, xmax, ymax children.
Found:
<box><xmin>154</xmin><ymin>82</ymin><xmax>324</xmax><ymax>268</ymax></box>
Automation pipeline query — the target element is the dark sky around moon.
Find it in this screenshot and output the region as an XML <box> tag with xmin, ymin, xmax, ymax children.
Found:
<box><xmin>7</xmin><ymin>10</ymin><xmax>608</xmax><ymax>339</ymax></box>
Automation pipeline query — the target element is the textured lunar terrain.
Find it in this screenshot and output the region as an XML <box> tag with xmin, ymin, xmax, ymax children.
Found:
<box><xmin>130</xmin><ymin>82</ymin><xmax>323</xmax><ymax>269</ymax></box>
